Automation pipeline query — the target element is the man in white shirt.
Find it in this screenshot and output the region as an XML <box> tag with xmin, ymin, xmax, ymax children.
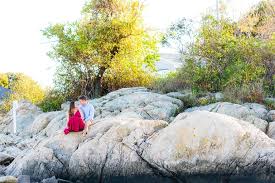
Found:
<box><xmin>78</xmin><ymin>95</ymin><xmax>95</xmax><ymax>135</ymax></box>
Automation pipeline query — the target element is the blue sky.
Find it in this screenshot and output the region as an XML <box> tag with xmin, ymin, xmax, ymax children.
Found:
<box><xmin>0</xmin><ymin>0</ymin><xmax>261</xmax><ymax>87</ymax></box>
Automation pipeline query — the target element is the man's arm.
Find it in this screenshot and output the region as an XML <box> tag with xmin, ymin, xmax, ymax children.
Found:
<box><xmin>86</xmin><ymin>104</ymin><xmax>95</xmax><ymax>121</ymax></box>
<box><xmin>78</xmin><ymin>107</ymin><xmax>85</xmax><ymax>121</ymax></box>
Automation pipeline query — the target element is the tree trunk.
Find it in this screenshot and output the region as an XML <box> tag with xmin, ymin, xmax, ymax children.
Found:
<box><xmin>94</xmin><ymin>67</ymin><xmax>106</xmax><ymax>98</ymax></box>
<box><xmin>94</xmin><ymin>77</ymin><xmax>102</xmax><ymax>98</ymax></box>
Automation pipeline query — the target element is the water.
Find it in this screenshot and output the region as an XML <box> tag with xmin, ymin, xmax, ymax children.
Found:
<box><xmin>77</xmin><ymin>175</ymin><xmax>274</xmax><ymax>183</ymax></box>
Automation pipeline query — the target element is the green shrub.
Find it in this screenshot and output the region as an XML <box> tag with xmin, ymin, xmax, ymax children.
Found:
<box><xmin>197</xmin><ymin>96</ymin><xmax>216</xmax><ymax>106</ymax></box>
<box><xmin>0</xmin><ymin>73</ymin><xmax>8</xmax><ymax>88</ymax></box>
<box><xmin>180</xmin><ymin>93</ymin><xmax>197</xmax><ymax>108</ymax></box>
<box><xmin>223</xmin><ymin>81</ymin><xmax>265</xmax><ymax>104</ymax></box>
<box><xmin>183</xmin><ymin>15</ymin><xmax>271</xmax><ymax>92</ymax></box>
<box><xmin>168</xmin><ymin>15</ymin><xmax>274</xmax><ymax>104</ymax></box>
<box><xmin>0</xmin><ymin>73</ymin><xmax>45</xmax><ymax>112</ymax></box>
<box><xmin>150</xmin><ymin>72</ymin><xmax>190</xmax><ymax>93</ymax></box>
<box><xmin>264</xmin><ymin>98</ymin><xmax>275</xmax><ymax>110</ymax></box>
<box><xmin>39</xmin><ymin>89</ymin><xmax>65</xmax><ymax>112</ymax></box>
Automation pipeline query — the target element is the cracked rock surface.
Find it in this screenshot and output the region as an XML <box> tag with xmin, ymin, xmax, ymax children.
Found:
<box><xmin>6</xmin><ymin>111</ymin><xmax>275</xmax><ymax>182</ymax></box>
<box><xmin>62</xmin><ymin>87</ymin><xmax>183</xmax><ymax>122</ymax></box>
<box><xmin>185</xmin><ymin>102</ymin><xmax>269</xmax><ymax>132</ymax></box>
<box><xmin>142</xmin><ymin>111</ymin><xmax>275</xmax><ymax>180</ymax></box>
<box><xmin>1</xmin><ymin>88</ymin><xmax>275</xmax><ymax>182</ymax></box>
<box><xmin>0</xmin><ymin>100</ymin><xmax>42</xmax><ymax>135</ymax></box>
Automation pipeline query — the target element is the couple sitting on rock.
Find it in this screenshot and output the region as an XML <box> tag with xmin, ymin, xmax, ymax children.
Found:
<box><xmin>64</xmin><ymin>95</ymin><xmax>95</xmax><ymax>135</ymax></box>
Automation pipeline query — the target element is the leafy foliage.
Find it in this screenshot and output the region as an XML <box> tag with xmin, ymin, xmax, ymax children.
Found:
<box><xmin>178</xmin><ymin>15</ymin><xmax>274</xmax><ymax>99</ymax></box>
<box><xmin>39</xmin><ymin>88</ymin><xmax>65</xmax><ymax>112</ymax></box>
<box><xmin>154</xmin><ymin>3</ymin><xmax>274</xmax><ymax>104</ymax></box>
<box><xmin>0</xmin><ymin>73</ymin><xmax>45</xmax><ymax>111</ymax></box>
<box><xmin>150</xmin><ymin>72</ymin><xmax>190</xmax><ymax>94</ymax></box>
<box><xmin>161</xmin><ymin>18</ymin><xmax>193</xmax><ymax>55</ymax></box>
<box><xmin>239</xmin><ymin>0</ymin><xmax>275</xmax><ymax>39</ymax></box>
<box><xmin>223</xmin><ymin>81</ymin><xmax>265</xmax><ymax>104</ymax></box>
<box><xmin>0</xmin><ymin>73</ymin><xmax>9</xmax><ymax>88</ymax></box>
<box><xmin>43</xmin><ymin>0</ymin><xmax>159</xmax><ymax>99</ymax></box>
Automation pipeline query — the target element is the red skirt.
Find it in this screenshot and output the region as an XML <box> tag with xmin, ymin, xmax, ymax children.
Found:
<box><xmin>64</xmin><ymin>111</ymin><xmax>85</xmax><ymax>135</ymax></box>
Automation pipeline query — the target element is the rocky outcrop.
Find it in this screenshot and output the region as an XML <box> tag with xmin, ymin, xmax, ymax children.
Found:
<box><xmin>142</xmin><ymin>111</ymin><xmax>275</xmax><ymax>180</ymax></box>
<box><xmin>185</xmin><ymin>102</ymin><xmax>269</xmax><ymax>132</ymax></box>
<box><xmin>27</xmin><ymin>111</ymin><xmax>64</xmax><ymax>135</ymax></box>
<box><xmin>0</xmin><ymin>176</ymin><xmax>17</xmax><ymax>183</ymax></box>
<box><xmin>40</xmin><ymin>176</ymin><xmax>58</xmax><ymax>183</ymax></box>
<box><xmin>267</xmin><ymin>110</ymin><xmax>275</xmax><ymax>122</ymax></box>
<box><xmin>84</xmin><ymin>87</ymin><xmax>182</xmax><ymax>122</ymax></box>
<box><xmin>0</xmin><ymin>100</ymin><xmax>42</xmax><ymax>135</ymax></box>
<box><xmin>267</xmin><ymin>121</ymin><xmax>275</xmax><ymax>139</ymax></box>
<box><xmin>4</xmin><ymin>88</ymin><xmax>181</xmax><ymax>137</ymax></box>
<box><xmin>69</xmin><ymin>118</ymin><xmax>167</xmax><ymax>182</ymax></box>
<box><xmin>0</xmin><ymin>134</ymin><xmax>24</xmax><ymax>158</ymax></box>
<box><xmin>242</xmin><ymin>103</ymin><xmax>268</xmax><ymax>120</ymax></box>
<box><xmin>6</xmin><ymin>111</ymin><xmax>275</xmax><ymax>182</ymax></box>
<box><xmin>6</xmin><ymin>147</ymin><xmax>64</xmax><ymax>180</ymax></box>
<box><xmin>1</xmin><ymin>88</ymin><xmax>274</xmax><ymax>182</ymax></box>
<box><xmin>6</xmin><ymin>117</ymin><xmax>168</xmax><ymax>182</ymax></box>
<box><xmin>0</xmin><ymin>153</ymin><xmax>14</xmax><ymax>167</ymax></box>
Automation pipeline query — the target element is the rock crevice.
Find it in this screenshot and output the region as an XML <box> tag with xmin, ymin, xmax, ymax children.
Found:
<box><xmin>0</xmin><ymin>88</ymin><xmax>275</xmax><ymax>182</ymax></box>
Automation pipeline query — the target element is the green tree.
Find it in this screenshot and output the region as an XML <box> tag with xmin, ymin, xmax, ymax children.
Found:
<box><xmin>162</xmin><ymin>18</ymin><xmax>193</xmax><ymax>55</ymax></box>
<box><xmin>184</xmin><ymin>15</ymin><xmax>270</xmax><ymax>91</ymax></box>
<box><xmin>239</xmin><ymin>0</ymin><xmax>275</xmax><ymax>39</ymax></box>
<box><xmin>43</xmin><ymin>0</ymin><xmax>159</xmax><ymax>98</ymax></box>
<box><xmin>238</xmin><ymin>0</ymin><xmax>275</xmax><ymax>95</ymax></box>
<box><xmin>0</xmin><ymin>73</ymin><xmax>9</xmax><ymax>88</ymax></box>
<box><xmin>39</xmin><ymin>88</ymin><xmax>65</xmax><ymax>112</ymax></box>
<box><xmin>1</xmin><ymin>73</ymin><xmax>45</xmax><ymax>111</ymax></box>
<box><xmin>178</xmin><ymin>15</ymin><xmax>274</xmax><ymax>102</ymax></box>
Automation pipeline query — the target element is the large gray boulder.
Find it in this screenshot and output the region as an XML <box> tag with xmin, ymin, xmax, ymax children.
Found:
<box><xmin>0</xmin><ymin>134</ymin><xmax>23</xmax><ymax>158</ymax></box>
<box><xmin>166</xmin><ymin>92</ymin><xmax>187</xmax><ymax>99</ymax></box>
<box><xmin>0</xmin><ymin>100</ymin><xmax>42</xmax><ymax>135</ymax></box>
<box><xmin>6</xmin><ymin>111</ymin><xmax>275</xmax><ymax>182</ymax></box>
<box><xmin>28</xmin><ymin>111</ymin><xmax>63</xmax><ymax>135</ymax></box>
<box><xmin>0</xmin><ymin>176</ymin><xmax>17</xmax><ymax>183</ymax></box>
<box><xmin>142</xmin><ymin>111</ymin><xmax>275</xmax><ymax>180</ymax></box>
<box><xmin>41</xmin><ymin>113</ymin><xmax>67</xmax><ymax>137</ymax></box>
<box><xmin>185</xmin><ymin>102</ymin><xmax>269</xmax><ymax>132</ymax></box>
<box><xmin>267</xmin><ymin>121</ymin><xmax>275</xmax><ymax>139</ymax></box>
<box><xmin>0</xmin><ymin>87</ymin><xmax>183</xmax><ymax>171</ymax></box>
<box><xmin>92</xmin><ymin>87</ymin><xmax>183</xmax><ymax>122</ymax></box>
<box><xmin>68</xmin><ymin>117</ymin><xmax>168</xmax><ymax>182</ymax></box>
<box><xmin>6</xmin><ymin>132</ymin><xmax>84</xmax><ymax>180</ymax></box>
<box><xmin>6</xmin><ymin>117</ymin><xmax>168</xmax><ymax>182</ymax></box>
<box><xmin>267</xmin><ymin>110</ymin><xmax>275</xmax><ymax>122</ymax></box>
<box><xmin>0</xmin><ymin>153</ymin><xmax>14</xmax><ymax>166</ymax></box>
<box><xmin>62</xmin><ymin>87</ymin><xmax>183</xmax><ymax>122</ymax></box>
<box><xmin>243</xmin><ymin>103</ymin><xmax>268</xmax><ymax>120</ymax></box>
<box><xmin>6</xmin><ymin>147</ymin><xmax>64</xmax><ymax>180</ymax></box>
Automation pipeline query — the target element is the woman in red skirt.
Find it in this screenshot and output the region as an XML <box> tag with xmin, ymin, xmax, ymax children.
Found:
<box><xmin>64</xmin><ymin>101</ymin><xmax>85</xmax><ymax>135</ymax></box>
